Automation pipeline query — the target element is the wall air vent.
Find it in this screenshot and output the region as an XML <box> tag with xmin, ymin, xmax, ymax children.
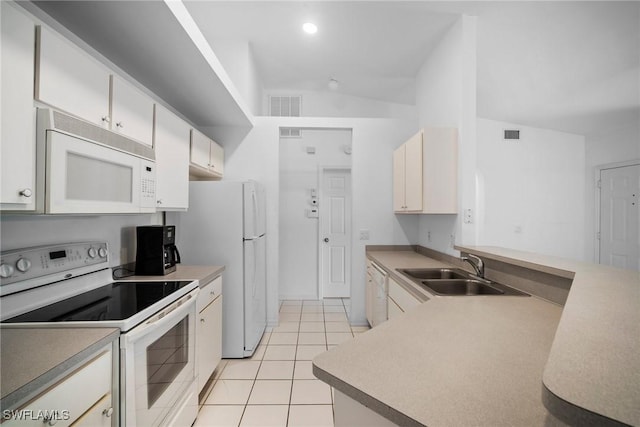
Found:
<box><xmin>269</xmin><ymin>95</ymin><xmax>302</xmax><ymax>117</ymax></box>
<box><xmin>504</xmin><ymin>129</ymin><xmax>520</xmax><ymax>140</ymax></box>
<box><xmin>280</xmin><ymin>127</ymin><xmax>302</xmax><ymax>138</ymax></box>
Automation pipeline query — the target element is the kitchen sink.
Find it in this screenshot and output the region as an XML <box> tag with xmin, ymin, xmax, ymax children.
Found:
<box><xmin>397</xmin><ymin>268</ymin><xmax>469</xmax><ymax>280</ymax></box>
<box><xmin>421</xmin><ymin>279</ymin><xmax>504</xmax><ymax>296</ymax></box>
<box><xmin>396</xmin><ymin>268</ymin><xmax>530</xmax><ymax>297</ymax></box>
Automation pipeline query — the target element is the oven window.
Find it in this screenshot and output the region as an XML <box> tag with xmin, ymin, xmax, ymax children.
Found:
<box><xmin>146</xmin><ymin>316</ymin><xmax>189</xmax><ymax>407</ymax></box>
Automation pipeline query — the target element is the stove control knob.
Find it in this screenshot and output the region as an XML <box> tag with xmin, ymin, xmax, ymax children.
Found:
<box><xmin>0</xmin><ymin>263</ymin><xmax>14</xmax><ymax>278</ymax></box>
<box><xmin>16</xmin><ymin>258</ymin><xmax>31</xmax><ymax>273</ymax></box>
<box><xmin>98</xmin><ymin>247</ymin><xmax>108</xmax><ymax>258</ymax></box>
<box><xmin>88</xmin><ymin>247</ymin><xmax>97</xmax><ymax>258</ymax></box>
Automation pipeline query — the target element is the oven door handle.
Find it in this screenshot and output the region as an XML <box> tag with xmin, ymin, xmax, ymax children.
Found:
<box><xmin>124</xmin><ymin>288</ymin><xmax>198</xmax><ymax>343</ymax></box>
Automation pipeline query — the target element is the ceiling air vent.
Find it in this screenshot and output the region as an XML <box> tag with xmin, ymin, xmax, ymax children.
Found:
<box><xmin>280</xmin><ymin>127</ymin><xmax>302</xmax><ymax>138</ymax></box>
<box><xmin>270</xmin><ymin>95</ymin><xmax>302</xmax><ymax>117</ymax></box>
<box><xmin>504</xmin><ymin>129</ymin><xmax>520</xmax><ymax>140</ymax></box>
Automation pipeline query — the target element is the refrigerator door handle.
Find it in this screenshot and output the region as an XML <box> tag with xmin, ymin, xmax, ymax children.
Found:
<box><xmin>252</xmin><ymin>190</ymin><xmax>258</xmax><ymax>238</ymax></box>
<box><xmin>252</xmin><ymin>239</ymin><xmax>258</xmax><ymax>297</ymax></box>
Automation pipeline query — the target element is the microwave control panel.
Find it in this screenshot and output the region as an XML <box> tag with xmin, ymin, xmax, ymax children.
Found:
<box><xmin>140</xmin><ymin>159</ymin><xmax>156</xmax><ymax>211</ymax></box>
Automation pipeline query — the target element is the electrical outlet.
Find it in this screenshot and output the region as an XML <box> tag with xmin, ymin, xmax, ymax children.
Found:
<box><xmin>464</xmin><ymin>209</ymin><xmax>473</xmax><ymax>224</ymax></box>
<box><xmin>450</xmin><ymin>234</ymin><xmax>456</xmax><ymax>248</ymax></box>
<box><xmin>427</xmin><ymin>231</ymin><xmax>432</xmax><ymax>242</ymax></box>
<box><xmin>360</xmin><ymin>230</ymin><xmax>370</xmax><ymax>240</ymax></box>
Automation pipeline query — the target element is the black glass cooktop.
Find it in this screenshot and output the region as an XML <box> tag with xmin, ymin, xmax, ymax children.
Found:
<box><xmin>3</xmin><ymin>281</ymin><xmax>193</xmax><ymax>323</ymax></box>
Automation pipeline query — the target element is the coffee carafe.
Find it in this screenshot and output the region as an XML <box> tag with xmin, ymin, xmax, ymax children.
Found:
<box><xmin>135</xmin><ymin>225</ymin><xmax>181</xmax><ymax>275</ymax></box>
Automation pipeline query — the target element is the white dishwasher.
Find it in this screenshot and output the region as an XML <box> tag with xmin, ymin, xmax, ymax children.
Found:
<box><xmin>370</xmin><ymin>262</ymin><xmax>388</xmax><ymax>327</ymax></box>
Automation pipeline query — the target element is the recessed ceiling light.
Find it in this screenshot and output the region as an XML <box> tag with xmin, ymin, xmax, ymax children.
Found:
<box><xmin>303</xmin><ymin>22</ymin><xmax>318</xmax><ymax>34</ymax></box>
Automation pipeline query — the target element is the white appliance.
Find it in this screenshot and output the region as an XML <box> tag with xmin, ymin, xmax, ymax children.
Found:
<box><xmin>371</xmin><ymin>261</ymin><xmax>388</xmax><ymax>327</ymax></box>
<box><xmin>0</xmin><ymin>242</ymin><xmax>199</xmax><ymax>427</ymax></box>
<box><xmin>173</xmin><ymin>181</ymin><xmax>266</xmax><ymax>358</ymax></box>
<box><xmin>35</xmin><ymin>108</ymin><xmax>157</xmax><ymax>214</ymax></box>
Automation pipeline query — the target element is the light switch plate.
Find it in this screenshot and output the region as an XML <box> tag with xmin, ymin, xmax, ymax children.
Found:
<box><xmin>360</xmin><ymin>230</ymin><xmax>370</xmax><ymax>240</ymax></box>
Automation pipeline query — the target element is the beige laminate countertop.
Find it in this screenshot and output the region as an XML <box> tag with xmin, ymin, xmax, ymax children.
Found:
<box><xmin>124</xmin><ymin>264</ymin><xmax>225</xmax><ymax>287</ymax></box>
<box><xmin>313</xmin><ymin>248</ymin><xmax>639</xmax><ymax>426</ymax></box>
<box><xmin>0</xmin><ymin>327</ymin><xmax>119</xmax><ymax>411</ymax></box>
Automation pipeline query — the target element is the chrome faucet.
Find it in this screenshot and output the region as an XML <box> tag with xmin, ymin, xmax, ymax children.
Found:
<box><xmin>461</xmin><ymin>254</ymin><xmax>485</xmax><ymax>278</ymax></box>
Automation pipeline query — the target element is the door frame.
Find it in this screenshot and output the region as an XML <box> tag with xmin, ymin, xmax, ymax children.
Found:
<box><xmin>317</xmin><ymin>166</ymin><xmax>353</xmax><ymax>299</ymax></box>
<box><xmin>594</xmin><ymin>159</ymin><xmax>640</xmax><ymax>263</ymax></box>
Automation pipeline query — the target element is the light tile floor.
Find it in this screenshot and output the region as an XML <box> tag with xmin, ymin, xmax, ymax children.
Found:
<box><xmin>194</xmin><ymin>299</ymin><xmax>370</xmax><ymax>427</ymax></box>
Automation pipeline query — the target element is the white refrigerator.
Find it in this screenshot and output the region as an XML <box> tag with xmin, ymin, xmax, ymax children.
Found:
<box><xmin>173</xmin><ymin>181</ymin><xmax>266</xmax><ymax>358</ymax></box>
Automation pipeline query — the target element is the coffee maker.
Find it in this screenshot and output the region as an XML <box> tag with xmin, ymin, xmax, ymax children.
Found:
<box><xmin>135</xmin><ymin>225</ymin><xmax>181</xmax><ymax>275</ymax></box>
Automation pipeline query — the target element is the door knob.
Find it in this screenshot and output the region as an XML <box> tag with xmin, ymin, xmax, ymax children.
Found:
<box><xmin>324</xmin><ymin>238</ymin><xmax>329</xmax><ymax>243</ymax></box>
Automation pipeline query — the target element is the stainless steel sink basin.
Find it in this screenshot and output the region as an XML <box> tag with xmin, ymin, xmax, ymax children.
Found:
<box><xmin>396</xmin><ymin>268</ymin><xmax>530</xmax><ymax>297</ymax></box>
<box><xmin>421</xmin><ymin>279</ymin><xmax>504</xmax><ymax>296</ymax></box>
<box><xmin>397</xmin><ymin>268</ymin><xmax>469</xmax><ymax>280</ymax></box>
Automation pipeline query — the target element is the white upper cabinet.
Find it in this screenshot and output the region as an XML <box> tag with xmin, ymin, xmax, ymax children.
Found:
<box><xmin>1</xmin><ymin>2</ymin><xmax>36</xmax><ymax>210</ymax></box>
<box><xmin>393</xmin><ymin>131</ymin><xmax>423</xmax><ymax>212</ymax></box>
<box><xmin>190</xmin><ymin>129</ymin><xmax>224</xmax><ymax>180</ymax></box>
<box><xmin>111</xmin><ymin>75</ymin><xmax>154</xmax><ymax>146</ymax></box>
<box><xmin>154</xmin><ymin>105</ymin><xmax>190</xmax><ymax>210</ymax></box>
<box><xmin>393</xmin><ymin>128</ymin><xmax>458</xmax><ymax>214</ymax></box>
<box><xmin>36</xmin><ymin>26</ymin><xmax>111</xmax><ymax>127</ymax></box>
<box><xmin>36</xmin><ymin>27</ymin><xmax>155</xmax><ymax>147</ymax></box>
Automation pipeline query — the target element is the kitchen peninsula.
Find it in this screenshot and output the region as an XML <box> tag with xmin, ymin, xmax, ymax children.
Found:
<box><xmin>313</xmin><ymin>246</ymin><xmax>639</xmax><ymax>426</ymax></box>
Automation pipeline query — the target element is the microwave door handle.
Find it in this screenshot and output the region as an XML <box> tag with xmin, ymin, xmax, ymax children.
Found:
<box><xmin>124</xmin><ymin>290</ymin><xmax>197</xmax><ymax>342</ymax></box>
<box><xmin>174</xmin><ymin>246</ymin><xmax>181</xmax><ymax>264</ymax></box>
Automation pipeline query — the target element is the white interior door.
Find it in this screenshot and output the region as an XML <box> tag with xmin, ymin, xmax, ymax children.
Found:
<box><xmin>600</xmin><ymin>164</ymin><xmax>640</xmax><ymax>271</ymax></box>
<box><xmin>320</xmin><ymin>169</ymin><xmax>352</xmax><ymax>298</ymax></box>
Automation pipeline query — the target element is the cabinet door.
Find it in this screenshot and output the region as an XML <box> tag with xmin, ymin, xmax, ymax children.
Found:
<box><xmin>404</xmin><ymin>131</ymin><xmax>423</xmax><ymax>211</ymax></box>
<box><xmin>36</xmin><ymin>26</ymin><xmax>110</xmax><ymax>127</ymax></box>
<box><xmin>190</xmin><ymin>130</ymin><xmax>210</xmax><ymax>169</ymax></box>
<box><xmin>209</xmin><ymin>140</ymin><xmax>224</xmax><ymax>176</ymax></box>
<box><xmin>422</xmin><ymin>128</ymin><xmax>457</xmax><ymax>213</ymax></box>
<box><xmin>154</xmin><ymin>105</ymin><xmax>190</xmax><ymax>210</ymax></box>
<box><xmin>1</xmin><ymin>3</ymin><xmax>35</xmax><ymax>209</ymax></box>
<box><xmin>392</xmin><ymin>145</ymin><xmax>406</xmax><ymax>211</ymax></box>
<box><xmin>387</xmin><ymin>297</ymin><xmax>403</xmax><ymax>320</ymax></box>
<box><xmin>388</xmin><ymin>278</ymin><xmax>421</xmax><ymax>313</ymax></box>
<box><xmin>110</xmin><ymin>76</ymin><xmax>154</xmax><ymax>146</ymax></box>
<box><xmin>197</xmin><ymin>295</ymin><xmax>222</xmax><ymax>393</ymax></box>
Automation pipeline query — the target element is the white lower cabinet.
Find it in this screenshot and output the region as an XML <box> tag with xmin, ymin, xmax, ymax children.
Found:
<box><xmin>365</xmin><ymin>259</ymin><xmax>374</xmax><ymax>327</ymax></box>
<box><xmin>334</xmin><ymin>389</ymin><xmax>397</xmax><ymax>427</ymax></box>
<box><xmin>196</xmin><ymin>276</ymin><xmax>223</xmax><ymax>393</ymax></box>
<box><xmin>387</xmin><ymin>277</ymin><xmax>421</xmax><ymax>318</ymax></box>
<box><xmin>3</xmin><ymin>345</ymin><xmax>114</xmax><ymax>427</ymax></box>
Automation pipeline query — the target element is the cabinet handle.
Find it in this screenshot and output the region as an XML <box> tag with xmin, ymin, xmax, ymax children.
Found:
<box><xmin>101</xmin><ymin>116</ymin><xmax>110</xmax><ymax>124</ymax></box>
<box><xmin>102</xmin><ymin>407</ymin><xmax>113</xmax><ymax>418</ymax></box>
<box><xmin>200</xmin><ymin>318</ymin><xmax>205</xmax><ymax>323</ymax></box>
<box><xmin>43</xmin><ymin>416</ymin><xmax>58</xmax><ymax>426</ymax></box>
<box><xmin>19</xmin><ymin>188</ymin><xmax>32</xmax><ymax>198</ymax></box>
<box><xmin>116</xmin><ymin>122</ymin><xmax>124</xmax><ymax>128</ymax></box>
<box><xmin>157</xmin><ymin>199</ymin><xmax>163</xmax><ymax>205</ymax></box>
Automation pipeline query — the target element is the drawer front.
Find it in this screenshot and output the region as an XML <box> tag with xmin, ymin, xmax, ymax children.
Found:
<box><xmin>3</xmin><ymin>347</ymin><xmax>112</xmax><ymax>427</ymax></box>
<box><xmin>388</xmin><ymin>278</ymin><xmax>421</xmax><ymax>313</ymax></box>
<box><xmin>69</xmin><ymin>394</ymin><xmax>112</xmax><ymax>427</ymax></box>
<box><xmin>197</xmin><ymin>276</ymin><xmax>222</xmax><ymax>313</ymax></box>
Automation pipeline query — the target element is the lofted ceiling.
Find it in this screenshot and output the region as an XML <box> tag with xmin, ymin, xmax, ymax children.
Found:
<box><xmin>29</xmin><ymin>1</ymin><xmax>640</xmax><ymax>136</ymax></box>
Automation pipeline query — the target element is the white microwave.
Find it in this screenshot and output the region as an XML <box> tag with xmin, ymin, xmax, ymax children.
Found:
<box><xmin>36</xmin><ymin>108</ymin><xmax>157</xmax><ymax>214</ymax></box>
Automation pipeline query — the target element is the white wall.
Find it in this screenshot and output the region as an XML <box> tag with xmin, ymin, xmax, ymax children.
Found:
<box><xmin>279</xmin><ymin>129</ymin><xmax>352</xmax><ymax>299</ymax></box>
<box><xmin>212</xmin><ymin>40</ymin><xmax>263</xmax><ymax>117</ymax></box>
<box><xmin>0</xmin><ymin>213</ymin><xmax>163</xmax><ymax>266</ymax></box>
<box><xmin>263</xmin><ymin>89</ymin><xmax>418</xmax><ymax>120</ymax></box>
<box><xmin>414</xmin><ymin>15</ymin><xmax>478</xmax><ymax>255</ymax></box>
<box><xmin>211</xmin><ymin>116</ymin><xmax>416</xmax><ymax>326</ymax></box>
<box><xmin>584</xmin><ymin>118</ymin><xmax>640</xmax><ymax>262</ymax></box>
<box><xmin>476</xmin><ymin>118</ymin><xmax>586</xmax><ymax>261</ymax></box>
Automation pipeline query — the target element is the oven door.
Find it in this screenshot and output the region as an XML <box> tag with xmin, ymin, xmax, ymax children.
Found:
<box><xmin>120</xmin><ymin>288</ymin><xmax>198</xmax><ymax>427</ymax></box>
